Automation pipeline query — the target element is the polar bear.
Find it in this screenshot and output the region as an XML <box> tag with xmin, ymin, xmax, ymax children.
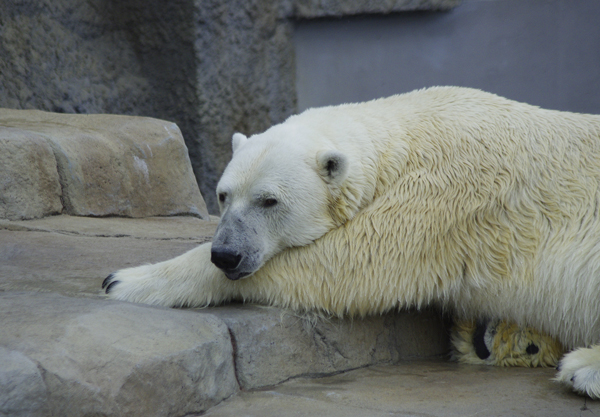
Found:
<box><xmin>103</xmin><ymin>86</ymin><xmax>600</xmax><ymax>398</ymax></box>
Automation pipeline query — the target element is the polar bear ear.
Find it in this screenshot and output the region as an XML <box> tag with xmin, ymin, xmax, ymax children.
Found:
<box><xmin>316</xmin><ymin>150</ymin><xmax>349</xmax><ymax>186</ymax></box>
<box><xmin>232</xmin><ymin>133</ymin><xmax>248</xmax><ymax>153</ymax></box>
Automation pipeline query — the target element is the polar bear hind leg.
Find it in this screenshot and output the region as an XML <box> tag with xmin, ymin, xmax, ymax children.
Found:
<box><xmin>556</xmin><ymin>346</ymin><xmax>600</xmax><ymax>399</ymax></box>
<box><xmin>451</xmin><ymin>319</ymin><xmax>564</xmax><ymax>368</ymax></box>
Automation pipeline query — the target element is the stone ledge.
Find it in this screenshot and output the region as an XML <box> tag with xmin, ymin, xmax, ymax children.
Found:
<box><xmin>214</xmin><ymin>305</ymin><xmax>448</xmax><ymax>389</ymax></box>
<box><xmin>0</xmin><ymin>214</ymin><xmax>220</xmax><ymax>240</ymax></box>
<box><xmin>0</xmin><ymin>222</ymin><xmax>210</xmax><ymax>299</ymax></box>
<box><xmin>0</xmin><ymin>292</ymin><xmax>237</xmax><ymax>417</ymax></box>
<box><xmin>0</xmin><ymin>290</ymin><xmax>448</xmax><ymax>417</ymax></box>
<box><xmin>0</xmin><ymin>109</ymin><xmax>209</xmax><ymax>220</ymax></box>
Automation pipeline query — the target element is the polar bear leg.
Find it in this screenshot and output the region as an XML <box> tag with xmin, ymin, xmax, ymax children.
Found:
<box><xmin>451</xmin><ymin>319</ymin><xmax>564</xmax><ymax>368</ymax></box>
<box><xmin>102</xmin><ymin>243</ymin><xmax>234</xmax><ymax>307</ymax></box>
<box><xmin>555</xmin><ymin>345</ymin><xmax>600</xmax><ymax>399</ymax></box>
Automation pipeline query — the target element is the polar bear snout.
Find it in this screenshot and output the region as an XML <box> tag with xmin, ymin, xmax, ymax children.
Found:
<box><xmin>211</xmin><ymin>247</ymin><xmax>242</xmax><ymax>272</ymax></box>
<box><xmin>211</xmin><ymin>207</ymin><xmax>269</xmax><ymax>280</ymax></box>
<box><xmin>210</xmin><ymin>244</ymin><xmax>254</xmax><ymax>281</ymax></box>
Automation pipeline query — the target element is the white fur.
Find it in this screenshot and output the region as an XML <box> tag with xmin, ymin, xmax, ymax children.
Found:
<box><xmin>231</xmin><ymin>132</ymin><xmax>248</xmax><ymax>153</ymax></box>
<box><xmin>106</xmin><ymin>87</ymin><xmax>600</xmax><ymax>398</ymax></box>
<box><xmin>556</xmin><ymin>347</ymin><xmax>600</xmax><ymax>398</ymax></box>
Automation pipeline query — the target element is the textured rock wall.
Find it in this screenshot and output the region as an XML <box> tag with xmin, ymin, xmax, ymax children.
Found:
<box><xmin>190</xmin><ymin>0</ymin><xmax>298</xmax><ymax>212</ymax></box>
<box><xmin>1</xmin><ymin>1</ymin><xmax>153</xmax><ymax>115</ymax></box>
<box><xmin>0</xmin><ymin>0</ymin><xmax>459</xmax><ymax>212</ymax></box>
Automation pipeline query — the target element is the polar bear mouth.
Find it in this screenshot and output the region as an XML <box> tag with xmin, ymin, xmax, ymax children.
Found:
<box><xmin>222</xmin><ymin>269</ymin><xmax>251</xmax><ymax>281</ymax></box>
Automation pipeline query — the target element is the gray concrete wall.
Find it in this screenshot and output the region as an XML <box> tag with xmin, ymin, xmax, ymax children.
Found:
<box><xmin>295</xmin><ymin>0</ymin><xmax>600</xmax><ymax>114</ymax></box>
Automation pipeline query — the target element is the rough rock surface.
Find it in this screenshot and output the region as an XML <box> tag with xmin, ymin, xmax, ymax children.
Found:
<box><xmin>217</xmin><ymin>306</ymin><xmax>447</xmax><ymax>389</ymax></box>
<box><xmin>0</xmin><ymin>128</ymin><xmax>62</xmax><ymax>220</ymax></box>
<box><xmin>0</xmin><ymin>216</ymin><xmax>215</xmax><ymax>297</ymax></box>
<box><xmin>0</xmin><ymin>215</ymin><xmax>449</xmax><ymax>416</ymax></box>
<box><xmin>291</xmin><ymin>0</ymin><xmax>459</xmax><ymax>18</ymax></box>
<box><xmin>0</xmin><ymin>109</ymin><xmax>209</xmax><ymax>220</ymax></box>
<box><xmin>0</xmin><ymin>348</ymin><xmax>47</xmax><ymax>417</ymax></box>
<box><xmin>205</xmin><ymin>362</ymin><xmax>599</xmax><ymax>417</ymax></box>
<box><xmin>0</xmin><ymin>0</ymin><xmax>460</xmax><ymax>212</ymax></box>
<box><xmin>0</xmin><ymin>292</ymin><xmax>237</xmax><ymax>417</ymax></box>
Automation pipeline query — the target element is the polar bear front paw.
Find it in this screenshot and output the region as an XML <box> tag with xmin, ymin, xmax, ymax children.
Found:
<box><xmin>101</xmin><ymin>243</ymin><xmax>231</xmax><ymax>308</ymax></box>
<box><xmin>556</xmin><ymin>346</ymin><xmax>600</xmax><ymax>399</ymax></box>
<box><xmin>102</xmin><ymin>264</ymin><xmax>175</xmax><ymax>306</ymax></box>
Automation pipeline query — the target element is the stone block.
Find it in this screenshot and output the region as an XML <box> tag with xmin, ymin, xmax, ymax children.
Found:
<box><xmin>0</xmin><ymin>109</ymin><xmax>209</xmax><ymax>219</ymax></box>
<box><xmin>0</xmin><ymin>292</ymin><xmax>237</xmax><ymax>417</ymax></box>
<box><xmin>211</xmin><ymin>305</ymin><xmax>448</xmax><ymax>389</ymax></box>
<box><xmin>0</xmin><ymin>128</ymin><xmax>62</xmax><ymax>220</ymax></box>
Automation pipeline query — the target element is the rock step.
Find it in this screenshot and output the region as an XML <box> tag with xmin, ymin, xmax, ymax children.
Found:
<box><xmin>0</xmin><ymin>292</ymin><xmax>448</xmax><ymax>417</ymax></box>
<box><xmin>0</xmin><ymin>292</ymin><xmax>237</xmax><ymax>417</ymax></box>
<box><xmin>0</xmin><ymin>109</ymin><xmax>209</xmax><ymax>220</ymax></box>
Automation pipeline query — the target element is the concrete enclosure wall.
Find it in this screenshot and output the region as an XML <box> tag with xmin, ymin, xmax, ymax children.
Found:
<box><xmin>295</xmin><ymin>0</ymin><xmax>600</xmax><ymax>114</ymax></box>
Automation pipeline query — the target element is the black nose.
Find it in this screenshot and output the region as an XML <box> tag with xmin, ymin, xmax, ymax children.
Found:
<box><xmin>211</xmin><ymin>248</ymin><xmax>242</xmax><ymax>271</ymax></box>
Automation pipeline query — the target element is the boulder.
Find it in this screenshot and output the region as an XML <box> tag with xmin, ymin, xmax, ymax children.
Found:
<box><xmin>0</xmin><ymin>348</ymin><xmax>47</xmax><ymax>417</ymax></box>
<box><xmin>0</xmin><ymin>109</ymin><xmax>209</xmax><ymax>220</ymax></box>
<box><xmin>0</xmin><ymin>292</ymin><xmax>237</xmax><ymax>417</ymax></box>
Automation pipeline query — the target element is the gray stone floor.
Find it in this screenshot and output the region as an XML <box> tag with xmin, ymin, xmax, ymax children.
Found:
<box><xmin>206</xmin><ymin>361</ymin><xmax>597</xmax><ymax>417</ymax></box>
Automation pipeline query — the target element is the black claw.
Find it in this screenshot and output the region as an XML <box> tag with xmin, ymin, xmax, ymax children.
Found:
<box><xmin>105</xmin><ymin>280</ymin><xmax>120</xmax><ymax>294</ymax></box>
<box><xmin>473</xmin><ymin>320</ymin><xmax>491</xmax><ymax>360</ymax></box>
<box><xmin>102</xmin><ymin>274</ymin><xmax>114</xmax><ymax>289</ymax></box>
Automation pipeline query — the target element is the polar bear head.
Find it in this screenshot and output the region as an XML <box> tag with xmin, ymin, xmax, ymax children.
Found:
<box><xmin>211</xmin><ymin>122</ymin><xmax>353</xmax><ymax>280</ymax></box>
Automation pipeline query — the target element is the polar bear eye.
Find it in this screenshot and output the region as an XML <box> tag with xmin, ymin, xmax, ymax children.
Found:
<box><xmin>218</xmin><ymin>193</ymin><xmax>227</xmax><ymax>203</ymax></box>
<box><xmin>263</xmin><ymin>198</ymin><xmax>278</xmax><ymax>208</ymax></box>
